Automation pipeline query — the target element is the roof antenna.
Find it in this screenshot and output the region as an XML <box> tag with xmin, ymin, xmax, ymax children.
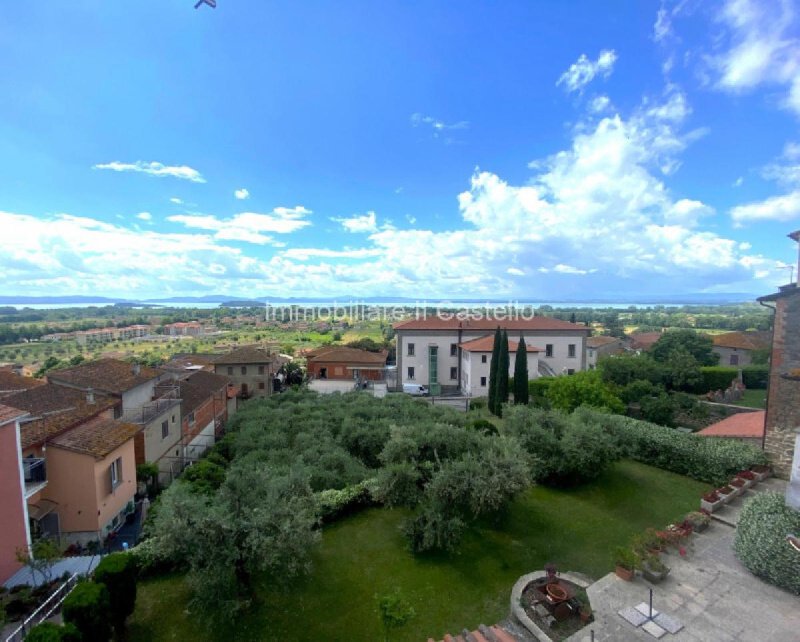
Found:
<box><xmin>194</xmin><ymin>0</ymin><xmax>217</xmax><ymax>8</ymax></box>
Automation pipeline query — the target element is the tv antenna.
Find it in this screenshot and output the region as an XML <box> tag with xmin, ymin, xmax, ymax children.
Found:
<box><xmin>194</xmin><ymin>0</ymin><xmax>217</xmax><ymax>8</ymax></box>
<box><xmin>778</xmin><ymin>263</ymin><xmax>795</xmax><ymax>284</ymax></box>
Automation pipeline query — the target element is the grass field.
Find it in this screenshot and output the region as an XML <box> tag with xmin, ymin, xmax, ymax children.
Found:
<box><xmin>129</xmin><ymin>460</ymin><xmax>707</xmax><ymax>642</ymax></box>
<box><xmin>735</xmin><ymin>388</ymin><xmax>767</xmax><ymax>409</ymax></box>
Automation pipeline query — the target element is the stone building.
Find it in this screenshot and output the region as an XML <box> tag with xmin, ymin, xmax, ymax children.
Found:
<box><xmin>758</xmin><ymin>230</ymin><xmax>800</xmax><ymax>507</ymax></box>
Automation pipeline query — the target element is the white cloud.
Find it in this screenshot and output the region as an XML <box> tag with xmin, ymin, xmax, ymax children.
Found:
<box><xmin>589</xmin><ymin>95</ymin><xmax>612</xmax><ymax>113</ymax></box>
<box><xmin>169</xmin><ymin>197</ymin><xmax>184</xmax><ymax>205</ymax></box>
<box><xmin>234</xmin><ymin>188</ymin><xmax>250</xmax><ymax>200</ymax></box>
<box><xmin>283</xmin><ymin>247</ymin><xmax>382</xmax><ymax>260</ymax></box>
<box><xmin>731</xmin><ymin>191</ymin><xmax>800</xmax><ymax>225</ymax></box>
<box><xmin>557</xmin><ymin>49</ymin><xmax>618</xmax><ymax>93</ymax></box>
<box><xmin>332</xmin><ymin>211</ymin><xmax>378</xmax><ymax>233</ymax></box>
<box><xmin>93</xmin><ymin>161</ymin><xmax>206</xmax><ymax>183</ymax></box>
<box><xmin>552</xmin><ymin>264</ymin><xmax>597</xmax><ymax>275</ymax></box>
<box><xmin>708</xmin><ymin>0</ymin><xmax>800</xmax><ymax>115</ymax></box>
<box><xmin>410</xmin><ymin>113</ymin><xmax>469</xmax><ymax>141</ymax></box>
<box><xmin>406</xmin><ymin>215</ymin><xmax>417</xmax><ymax>225</ymax></box>
<box><xmin>654</xmin><ymin>6</ymin><xmax>672</xmax><ymax>42</ymax></box>
<box><xmin>135</xmin><ymin>212</ymin><xmax>152</xmax><ymax>221</ymax></box>
<box><xmin>507</xmin><ymin>267</ymin><xmax>525</xmax><ymax>276</ymax></box>
<box><xmin>168</xmin><ymin>206</ymin><xmax>312</xmax><ymax>244</ymax></box>
<box><xmin>733</xmin><ymin>176</ymin><xmax>744</xmax><ymax>187</ymax></box>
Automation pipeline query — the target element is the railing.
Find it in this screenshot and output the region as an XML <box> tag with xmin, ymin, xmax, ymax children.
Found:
<box><xmin>4</xmin><ymin>574</ymin><xmax>79</xmax><ymax>642</ymax></box>
<box><xmin>121</xmin><ymin>396</ymin><xmax>181</xmax><ymax>425</ymax></box>
<box><xmin>22</xmin><ymin>458</ymin><xmax>46</xmax><ymax>484</ymax></box>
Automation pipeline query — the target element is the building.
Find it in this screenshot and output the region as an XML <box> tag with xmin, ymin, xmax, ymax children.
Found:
<box><xmin>0</xmin><ymin>370</ymin><xmax>44</xmax><ymax>399</ymax></box>
<box><xmin>629</xmin><ymin>331</ymin><xmax>663</xmax><ymax>352</ymax></box>
<box><xmin>213</xmin><ymin>346</ymin><xmax>276</xmax><ymax>399</ymax></box>
<box><xmin>178</xmin><ymin>371</ymin><xmax>235</xmax><ymax>464</ymax></box>
<box><xmin>585</xmin><ymin>335</ymin><xmax>626</xmax><ymax>369</ymax></box>
<box><xmin>697</xmin><ymin>410</ymin><xmax>765</xmax><ymax>447</ymax></box>
<box><xmin>305</xmin><ymin>346</ymin><xmax>389</xmax><ymax>382</ymax></box>
<box><xmin>711</xmin><ymin>332</ymin><xmax>769</xmax><ymax>367</ymax></box>
<box><xmin>163</xmin><ymin>321</ymin><xmax>204</xmax><ymax>337</ymax></box>
<box><xmin>74</xmin><ymin>325</ymin><xmax>150</xmax><ymax>346</ymax></box>
<box><xmin>393</xmin><ymin>316</ymin><xmax>590</xmax><ymax>395</ymax></box>
<box><xmin>757</xmin><ymin>230</ymin><xmax>800</xmax><ymax>498</ymax></box>
<box><xmin>0</xmin><ymin>405</ymin><xmax>30</xmax><ymax>585</ymax></box>
<box><xmin>458</xmin><ymin>334</ymin><xmax>541</xmax><ymax>398</ymax></box>
<box><xmin>46</xmin><ymin>359</ymin><xmax>182</xmax><ymax>485</ymax></box>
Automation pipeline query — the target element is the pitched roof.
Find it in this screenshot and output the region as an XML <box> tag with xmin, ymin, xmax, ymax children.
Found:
<box><xmin>459</xmin><ymin>335</ymin><xmax>542</xmax><ymax>353</ymax></box>
<box><xmin>587</xmin><ymin>335</ymin><xmax>622</xmax><ymax>348</ymax></box>
<box><xmin>712</xmin><ymin>332</ymin><xmax>769</xmax><ymax>351</ymax></box>
<box><xmin>50</xmin><ymin>417</ymin><xmax>139</xmax><ymax>459</ymax></box>
<box><xmin>0</xmin><ymin>403</ymin><xmax>27</xmax><ymax>426</ymax></box>
<box><xmin>47</xmin><ymin>359</ymin><xmax>162</xmax><ymax>395</ymax></box>
<box><xmin>697</xmin><ymin>410</ymin><xmax>766</xmax><ymax>439</ymax></box>
<box><xmin>179</xmin><ymin>371</ymin><xmax>231</xmax><ymax>415</ymax></box>
<box><xmin>630</xmin><ymin>332</ymin><xmax>663</xmax><ymax>349</ymax></box>
<box><xmin>212</xmin><ymin>346</ymin><xmax>274</xmax><ymax>365</ymax></box>
<box><xmin>0</xmin><ymin>371</ymin><xmax>45</xmax><ymax>397</ymax></box>
<box><xmin>306</xmin><ymin>347</ymin><xmax>388</xmax><ymax>365</ymax></box>
<box><xmin>5</xmin><ymin>383</ymin><xmax>112</xmax><ymax>415</ymax></box>
<box><xmin>393</xmin><ymin>316</ymin><xmax>588</xmax><ymax>332</ymax></box>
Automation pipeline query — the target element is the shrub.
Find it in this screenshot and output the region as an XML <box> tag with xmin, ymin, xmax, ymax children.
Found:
<box><xmin>587</xmin><ymin>410</ymin><xmax>768</xmax><ymax>485</ymax></box>
<box><xmin>317</xmin><ymin>478</ymin><xmax>378</xmax><ymax>522</ymax></box>
<box><xmin>129</xmin><ymin>536</ymin><xmax>174</xmax><ymax>578</ymax></box>
<box><xmin>403</xmin><ymin>505</ymin><xmax>465</xmax><ymax>553</ymax></box>
<box><xmin>545</xmin><ymin>370</ymin><xmax>625</xmax><ymax>414</ymax></box>
<box><xmin>734</xmin><ymin>492</ymin><xmax>800</xmax><ymax>595</ymax></box>
<box><xmin>468</xmin><ymin>418</ymin><xmax>499</xmax><ymax>436</ymax></box>
<box><xmin>527</xmin><ymin>378</ymin><xmax>553</xmax><ymax>408</ymax></box>
<box><xmin>182</xmin><ymin>459</ymin><xmax>227</xmax><ymax>494</ymax></box>
<box><xmin>93</xmin><ymin>552</ymin><xmax>139</xmax><ymax>632</ymax></box>
<box><xmin>468</xmin><ymin>398</ymin><xmax>486</xmax><ymax>411</ymax></box>
<box><xmin>741</xmin><ymin>365</ymin><xmax>769</xmax><ymax>389</ymax></box>
<box><xmin>619</xmin><ymin>380</ymin><xmax>660</xmax><ymax>404</ymax></box>
<box><xmin>24</xmin><ymin>623</ymin><xmax>80</xmax><ymax>642</ymax></box>
<box><xmin>697</xmin><ymin>367</ymin><xmax>739</xmax><ymax>394</ymax></box>
<box><xmin>639</xmin><ymin>393</ymin><xmax>675</xmax><ymax>427</ymax></box>
<box><xmin>62</xmin><ymin>581</ymin><xmax>111</xmax><ymax>642</ymax></box>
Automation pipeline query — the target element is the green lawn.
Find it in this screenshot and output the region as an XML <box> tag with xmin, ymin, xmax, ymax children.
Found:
<box><xmin>736</xmin><ymin>389</ymin><xmax>767</xmax><ymax>409</ymax></box>
<box><xmin>128</xmin><ymin>460</ymin><xmax>707</xmax><ymax>642</ymax></box>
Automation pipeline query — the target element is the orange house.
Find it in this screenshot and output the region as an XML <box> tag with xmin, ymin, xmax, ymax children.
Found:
<box><xmin>0</xmin><ymin>405</ymin><xmax>30</xmax><ymax>585</ymax></box>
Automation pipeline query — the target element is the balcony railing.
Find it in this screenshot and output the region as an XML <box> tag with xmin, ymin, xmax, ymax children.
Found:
<box><xmin>23</xmin><ymin>457</ymin><xmax>46</xmax><ymax>484</ymax></box>
<box><xmin>121</xmin><ymin>397</ymin><xmax>181</xmax><ymax>426</ymax></box>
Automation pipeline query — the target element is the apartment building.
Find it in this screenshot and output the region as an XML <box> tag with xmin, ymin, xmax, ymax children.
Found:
<box><xmin>178</xmin><ymin>371</ymin><xmax>234</xmax><ymax>464</ymax></box>
<box><xmin>305</xmin><ymin>346</ymin><xmax>389</xmax><ymax>382</ymax></box>
<box><xmin>585</xmin><ymin>335</ymin><xmax>626</xmax><ymax>369</ymax></box>
<box><xmin>459</xmin><ymin>335</ymin><xmax>541</xmax><ymax>398</ymax></box>
<box><xmin>213</xmin><ymin>346</ymin><xmax>276</xmax><ymax>399</ymax></box>
<box><xmin>393</xmin><ymin>316</ymin><xmax>590</xmax><ymax>395</ymax></box>
<box><xmin>0</xmin><ymin>405</ymin><xmax>30</xmax><ymax>585</ymax></box>
<box><xmin>163</xmin><ymin>321</ymin><xmax>204</xmax><ymax>337</ymax></box>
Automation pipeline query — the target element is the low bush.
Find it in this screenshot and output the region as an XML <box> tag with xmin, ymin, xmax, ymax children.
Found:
<box><xmin>741</xmin><ymin>365</ymin><xmax>769</xmax><ymax>389</ymax></box>
<box><xmin>182</xmin><ymin>459</ymin><xmax>227</xmax><ymax>494</ymax></box>
<box><xmin>734</xmin><ymin>492</ymin><xmax>800</xmax><ymax>595</ymax></box>
<box><xmin>24</xmin><ymin>623</ymin><xmax>80</xmax><ymax>642</ymax></box>
<box><xmin>697</xmin><ymin>367</ymin><xmax>738</xmax><ymax>394</ymax></box>
<box><xmin>527</xmin><ymin>378</ymin><xmax>553</xmax><ymax>408</ymax></box>
<box><xmin>467</xmin><ymin>418</ymin><xmax>499</xmax><ymax>436</ymax></box>
<box><xmin>62</xmin><ymin>581</ymin><xmax>111</xmax><ymax>642</ymax></box>
<box><xmin>402</xmin><ymin>504</ymin><xmax>465</xmax><ymax>554</ymax></box>
<box><xmin>584</xmin><ymin>410</ymin><xmax>768</xmax><ymax>485</ymax></box>
<box><xmin>316</xmin><ymin>478</ymin><xmax>378</xmax><ymax>522</ymax></box>
<box><xmin>93</xmin><ymin>552</ymin><xmax>139</xmax><ymax>633</ymax></box>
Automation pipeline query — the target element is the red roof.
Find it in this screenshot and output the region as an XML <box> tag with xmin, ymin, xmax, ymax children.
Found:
<box><xmin>712</xmin><ymin>332</ymin><xmax>769</xmax><ymax>351</ymax></box>
<box><xmin>0</xmin><ymin>403</ymin><xmax>27</xmax><ymax>426</ymax></box>
<box><xmin>393</xmin><ymin>316</ymin><xmax>587</xmax><ymax>332</ymax></box>
<box><xmin>459</xmin><ymin>335</ymin><xmax>542</xmax><ymax>353</ymax></box>
<box><xmin>630</xmin><ymin>332</ymin><xmax>663</xmax><ymax>350</ymax></box>
<box><xmin>697</xmin><ymin>410</ymin><xmax>765</xmax><ymax>439</ymax></box>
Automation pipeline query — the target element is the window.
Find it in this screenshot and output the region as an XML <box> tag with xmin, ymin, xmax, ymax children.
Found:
<box><xmin>109</xmin><ymin>457</ymin><xmax>122</xmax><ymax>492</ymax></box>
<box><xmin>545</xmin><ymin>344</ymin><xmax>553</xmax><ymax>358</ymax></box>
<box><xmin>258</xmin><ymin>365</ymin><xmax>265</xmax><ymax>375</ymax></box>
<box><xmin>730</xmin><ymin>354</ymin><xmax>739</xmax><ymax>365</ymax></box>
<box><xmin>161</xmin><ymin>420</ymin><xmax>169</xmax><ymax>439</ymax></box>
<box><xmin>407</xmin><ymin>367</ymin><xmax>415</xmax><ymax>380</ymax></box>
<box><xmin>450</xmin><ymin>367</ymin><xmax>458</xmax><ymax>380</ymax></box>
<box><xmin>258</xmin><ymin>381</ymin><xmax>265</xmax><ymax>390</ymax></box>
<box><xmin>481</xmin><ymin>354</ymin><xmax>487</xmax><ymax>364</ymax></box>
<box><xmin>113</xmin><ymin>406</ymin><xmax>122</xmax><ymax>419</ymax></box>
<box><xmin>227</xmin><ymin>366</ymin><xmax>233</xmax><ymax>375</ymax></box>
<box><xmin>428</xmin><ymin>346</ymin><xmax>438</xmax><ymax>385</ymax></box>
<box><xmin>241</xmin><ymin>366</ymin><xmax>247</xmax><ymax>375</ymax></box>
<box><xmin>188</xmin><ymin>412</ymin><xmax>195</xmax><ymax>426</ymax></box>
<box><xmin>450</xmin><ymin>343</ymin><xmax>457</xmax><ymax>357</ymax></box>
<box><xmin>480</xmin><ymin>376</ymin><xmax>487</xmax><ymax>387</ymax></box>
<box><xmin>407</xmin><ymin>343</ymin><xmax>415</xmax><ymax>357</ymax></box>
<box><xmin>568</xmin><ymin>344</ymin><xmax>576</xmax><ymax>358</ymax></box>
<box><xmin>567</xmin><ymin>368</ymin><xmax>575</xmax><ymax>375</ymax></box>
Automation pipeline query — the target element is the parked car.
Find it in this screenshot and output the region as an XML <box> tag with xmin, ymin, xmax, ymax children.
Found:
<box><xmin>403</xmin><ymin>383</ymin><xmax>429</xmax><ymax>396</ymax></box>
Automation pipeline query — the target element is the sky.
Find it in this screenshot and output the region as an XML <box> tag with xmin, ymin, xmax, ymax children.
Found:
<box><xmin>2</xmin><ymin>0</ymin><xmax>800</xmax><ymax>301</ymax></box>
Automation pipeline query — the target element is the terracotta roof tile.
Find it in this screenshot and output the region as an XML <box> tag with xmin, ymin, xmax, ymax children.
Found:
<box><xmin>47</xmin><ymin>359</ymin><xmax>162</xmax><ymax>395</ymax></box>
<box><xmin>697</xmin><ymin>410</ymin><xmax>765</xmax><ymax>439</ymax></box>
<box><xmin>630</xmin><ymin>332</ymin><xmax>663</xmax><ymax>350</ymax></box>
<box><xmin>393</xmin><ymin>316</ymin><xmax>588</xmax><ymax>332</ymax></box>
<box><xmin>50</xmin><ymin>417</ymin><xmax>139</xmax><ymax>459</ymax></box>
<box><xmin>0</xmin><ymin>371</ymin><xmax>45</xmax><ymax>397</ymax></box>
<box><xmin>179</xmin><ymin>371</ymin><xmax>231</xmax><ymax>415</ymax></box>
<box><xmin>306</xmin><ymin>347</ymin><xmax>388</xmax><ymax>365</ymax></box>
<box><xmin>459</xmin><ymin>334</ymin><xmax>543</xmax><ymax>353</ymax></box>
<box><xmin>712</xmin><ymin>332</ymin><xmax>769</xmax><ymax>351</ymax></box>
<box><xmin>586</xmin><ymin>335</ymin><xmax>622</xmax><ymax>348</ymax></box>
<box><xmin>0</xmin><ymin>403</ymin><xmax>27</xmax><ymax>425</ymax></box>
<box><xmin>212</xmin><ymin>347</ymin><xmax>274</xmax><ymax>365</ymax></box>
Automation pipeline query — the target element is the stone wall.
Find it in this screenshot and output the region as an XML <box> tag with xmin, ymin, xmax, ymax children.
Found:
<box><xmin>764</xmin><ymin>288</ymin><xmax>800</xmax><ymax>478</ymax></box>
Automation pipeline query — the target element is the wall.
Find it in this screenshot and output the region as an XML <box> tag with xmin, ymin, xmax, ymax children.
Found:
<box><xmin>93</xmin><ymin>440</ymin><xmax>136</xmax><ymax>536</ymax></box>
<box><xmin>764</xmin><ymin>289</ymin><xmax>800</xmax><ymax>478</ymax></box>
<box><xmin>712</xmin><ymin>346</ymin><xmax>753</xmax><ymax>367</ymax></box>
<box><xmin>141</xmin><ymin>405</ymin><xmax>182</xmax><ymax>484</ymax></box>
<box><xmin>308</xmin><ymin>361</ymin><xmax>384</xmax><ymax>381</ymax></box>
<box><xmin>0</xmin><ymin>419</ymin><xmax>30</xmax><ymax>584</ymax></box>
<box><xmin>460</xmin><ymin>350</ymin><xmax>539</xmax><ymax>398</ymax></box>
<box><xmin>44</xmin><ymin>447</ymin><xmax>99</xmax><ymax>534</ymax></box>
<box><xmin>121</xmin><ymin>378</ymin><xmax>158</xmax><ymax>411</ymax></box>
<box><xmin>214</xmin><ymin>363</ymin><xmax>274</xmax><ymax>398</ymax></box>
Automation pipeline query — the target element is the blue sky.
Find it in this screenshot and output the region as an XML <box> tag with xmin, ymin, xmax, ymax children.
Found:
<box><xmin>2</xmin><ymin>0</ymin><xmax>800</xmax><ymax>300</ymax></box>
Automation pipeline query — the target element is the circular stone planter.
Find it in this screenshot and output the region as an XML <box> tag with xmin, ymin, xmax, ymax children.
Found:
<box><xmin>511</xmin><ymin>570</ymin><xmax>592</xmax><ymax>642</ymax></box>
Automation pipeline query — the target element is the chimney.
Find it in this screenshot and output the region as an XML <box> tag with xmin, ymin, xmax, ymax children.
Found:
<box><xmin>86</xmin><ymin>389</ymin><xmax>95</xmax><ymax>405</ymax></box>
<box><xmin>790</xmin><ymin>230</ymin><xmax>800</xmax><ymax>285</ymax></box>
<box><xmin>132</xmin><ymin>363</ymin><xmax>141</xmax><ymax>376</ymax></box>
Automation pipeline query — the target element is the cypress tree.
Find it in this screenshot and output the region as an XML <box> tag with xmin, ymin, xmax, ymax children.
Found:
<box><xmin>513</xmin><ymin>336</ymin><xmax>529</xmax><ymax>404</ymax></box>
<box><xmin>496</xmin><ymin>329</ymin><xmax>510</xmax><ymax>415</ymax></box>
<box><xmin>488</xmin><ymin>327</ymin><xmax>502</xmax><ymax>415</ymax></box>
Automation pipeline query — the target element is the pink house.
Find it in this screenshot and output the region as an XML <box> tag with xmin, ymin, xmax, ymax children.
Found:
<box><xmin>0</xmin><ymin>404</ymin><xmax>31</xmax><ymax>585</ymax></box>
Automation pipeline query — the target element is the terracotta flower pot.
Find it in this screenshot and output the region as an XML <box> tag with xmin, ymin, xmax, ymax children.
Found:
<box><xmin>615</xmin><ymin>565</ymin><xmax>635</xmax><ymax>581</ymax></box>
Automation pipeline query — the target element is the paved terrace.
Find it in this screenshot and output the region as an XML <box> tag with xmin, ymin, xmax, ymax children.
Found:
<box><xmin>567</xmin><ymin>478</ymin><xmax>800</xmax><ymax>642</ymax></box>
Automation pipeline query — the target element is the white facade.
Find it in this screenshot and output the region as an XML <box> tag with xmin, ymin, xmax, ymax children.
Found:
<box><xmin>460</xmin><ymin>347</ymin><xmax>540</xmax><ymax>398</ymax></box>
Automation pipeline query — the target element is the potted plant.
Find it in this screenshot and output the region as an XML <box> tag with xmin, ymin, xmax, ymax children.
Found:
<box><xmin>737</xmin><ymin>470</ymin><xmax>756</xmax><ymax>487</ymax></box>
<box><xmin>613</xmin><ymin>546</ymin><xmax>638</xmax><ymax>581</ymax></box>
<box><xmin>685</xmin><ymin>511</ymin><xmax>711</xmax><ymax>533</ymax></box>
<box><xmin>701</xmin><ymin>490</ymin><xmax>723</xmax><ymax>513</ymax></box>
<box><xmin>579</xmin><ymin>605</ymin><xmax>593</xmax><ymax>623</ymax></box>
<box><xmin>730</xmin><ymin>477</ymin><xmax>747</xmax><ymax>496</ymax></box>
<box><xmin>717</xmin><ymin>485</ymin><xmax>735</xmax><ymax>503</ymax></box>
<box><xmin>750</xmin><ymin>465</ymin><xmax>771</xmax><ymax>482</ymax></box>
<box><xmin>640</xmin><ymin>554</ymin><xmax>670</xmax><ymax>584</ymax></box>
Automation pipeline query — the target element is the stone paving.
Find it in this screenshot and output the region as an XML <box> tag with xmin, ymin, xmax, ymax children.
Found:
<box><xmin>564</xmin><ymin>479</ymin><xmax>800</xmax><ymax>642</ymax></box>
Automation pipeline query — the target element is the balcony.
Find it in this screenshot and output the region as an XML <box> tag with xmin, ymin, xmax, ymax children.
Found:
<box><xmin>23</xmin><ymin>457</ymin><xmax>47</xmax><ymax>498</ymax></box>
<box><xmin>121</xmin><ymin>397</ymin><xmax>181</xmax><ymax>426</ymax></box>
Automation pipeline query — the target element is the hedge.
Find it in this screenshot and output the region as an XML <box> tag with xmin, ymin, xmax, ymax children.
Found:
<box><xmin>316</xmin><ymin>478</ymin><xmax>379</xmax><ymax>523</ymax></box>
<box><xmin>62</xmin><ymin>581</ymin><xmax>111</xmax><ymax>642</ymax></box>
<box><xmin>579</xmin><ymin>409</ymin><xmax>768</xmax><ymax>485</ymax></box>
<box><xmin>734</xmin><ymin>492</ymin><xmax>800</xmax><ymax>594</ymax></box>
<box><xmin>697</xmin><ymin>367</ymin><xmax>739</xmax><ymax>393</ymax></box>
<box><xmin>741</xmin><ymin>365</ymin><xmax>769</xmax><ymax>389</ymax></box>
<box><xmin>23</xmin><ymin>623</ymin><xmax>80</xmax><ymax>642</ymax></box>
<box><xmin>527</xmin><ymin>378</ymin><xmax>553</xmax><ymax>408</ymax></box>
<box><xmin>93</xmin><ymin>552</ymin><xmax>139</xmax><ymax>632</ymax></box>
